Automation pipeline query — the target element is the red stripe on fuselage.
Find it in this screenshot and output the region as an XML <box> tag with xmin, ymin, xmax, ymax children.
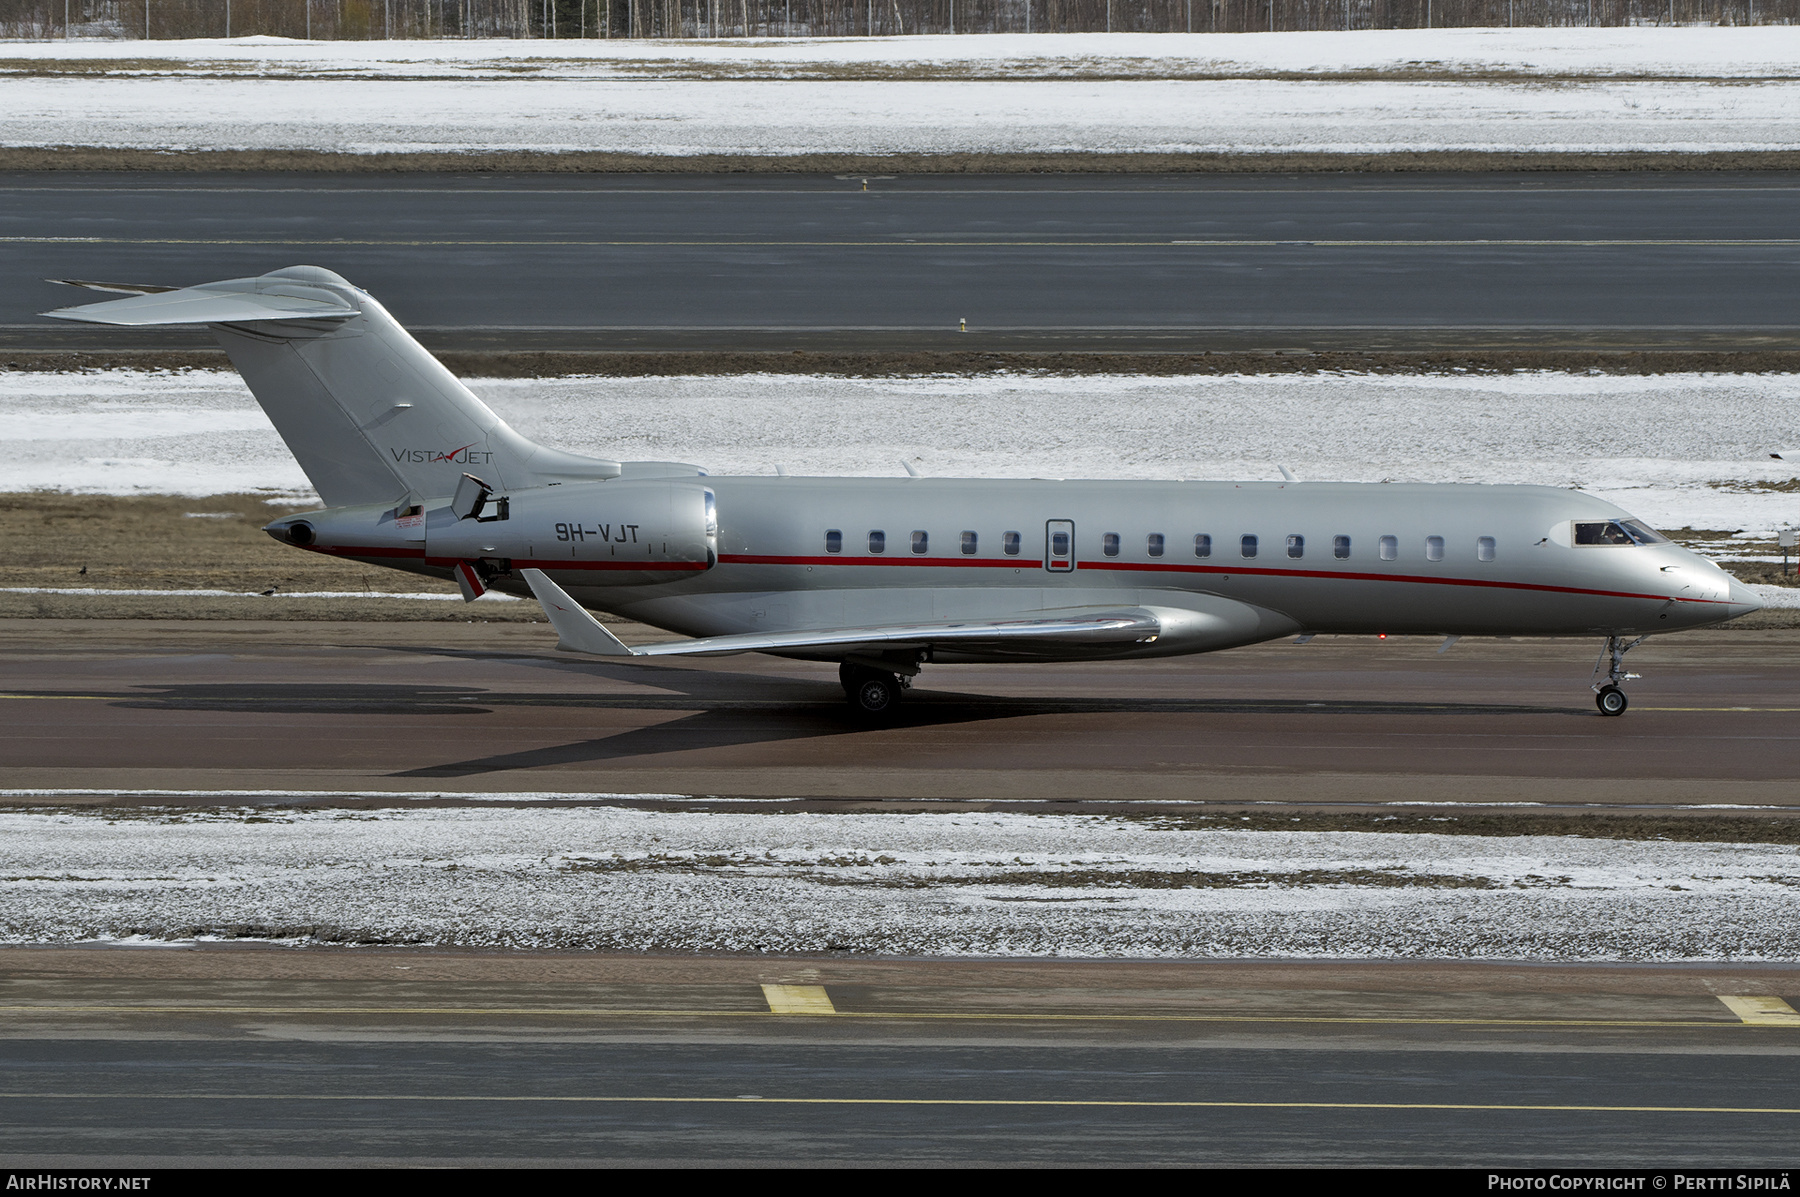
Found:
<box><xmin>715</xmin><ymin>552</ymin><xmax>1716</xmax><ymax>605</ymax></box>
<box><xmin>304</xmin><ymin>545</ymin><xmax>708</xmax><ymax>572</ymax></box>
<box><xmin>302</xmin><ymin>544</ymin><xmax>1717</xmax><ymax>605</ymax></box>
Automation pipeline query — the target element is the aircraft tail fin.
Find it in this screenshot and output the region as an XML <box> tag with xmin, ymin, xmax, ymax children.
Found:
<box><xmin>42</xmin><ymin>267</ymin><xmax>621</xmax><ymax>508</ymax></box>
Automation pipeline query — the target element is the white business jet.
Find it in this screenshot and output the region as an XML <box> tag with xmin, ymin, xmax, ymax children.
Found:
<box><xmin>44</xmin><ymin>267</ymin><xmax>1762</xmax><ymax>718</ymax></box>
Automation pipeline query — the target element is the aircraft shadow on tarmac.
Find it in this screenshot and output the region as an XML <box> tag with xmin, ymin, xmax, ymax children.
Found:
<box><xmin>105</xmin><ymin>665</ymin><xmax>1582</xmax><ymax>779</ymax></box>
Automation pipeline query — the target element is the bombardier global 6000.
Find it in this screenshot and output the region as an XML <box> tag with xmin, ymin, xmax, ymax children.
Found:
<box><xmin>44</xmin><ymin>267</ymin><xmax>1763</xmax><ymax>718</ymax></box>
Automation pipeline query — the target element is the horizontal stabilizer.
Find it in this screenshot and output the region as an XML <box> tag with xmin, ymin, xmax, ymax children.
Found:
<box><xmin>521</xmin><ymin>568</ymin><xmax>1162</xmax><ymax>660</ymax></box>
<box><xmin>46</xmin><ymin>278</ymin><xmax>178</xmax><ymax>296</ymax></box>
<box><xmin>41</xmin><ymin>281</ymin><xmax>358</xmax><ymax>326</ymax></box>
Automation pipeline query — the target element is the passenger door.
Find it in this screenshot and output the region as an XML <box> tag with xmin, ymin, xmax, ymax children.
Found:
<box><xmin>1045</xmin><ymin>519</ymin><xmax>1075</xmax><ymax>573</ymax></box>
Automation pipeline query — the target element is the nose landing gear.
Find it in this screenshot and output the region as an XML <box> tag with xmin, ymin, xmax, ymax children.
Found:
<box><xmin>1591</xmin><ymin>635</ymin><xmax>1647</xmax><ymax>716</ymax></box>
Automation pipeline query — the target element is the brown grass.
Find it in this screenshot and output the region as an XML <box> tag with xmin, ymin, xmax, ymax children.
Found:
<box><xmin>15</xmin><ymin>348</ymin><xmax>1800</xmax><ymax>377</ymax></box>
<box><xmin>0</xmin><ymin>491</ymin><xmax>541</xmax><ymax>621</ymax></box>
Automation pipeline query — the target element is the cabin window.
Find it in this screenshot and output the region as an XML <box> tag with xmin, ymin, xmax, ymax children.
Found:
<box><xmin>1241</xmin><ymin>534</ymin><xmax>1259</xmax><ymax>559</ymax></box>
<box><xmin>1286</xmin><ymin>534</ymin><xmax>1304</xmax><ymax>559</ymax></box>
<box><xmin>1477</xmin><ymin>536</ymin><xmax>1497</xmax><ymax>562</ymax></box>
<box><xmin>825</xmin><ymin>529</ymin><xmax>842</xmax><ymax>553</ymax></box>
<box><xmin>1003</xmin><ymin>531</ymin><xmax>1021</xmax><ymax>556</ymax></box>
<box><xmin>1051</xmin><ymin>529</ymin><xmax>1071</xmax><ymax>556</ymax></box>
<box><xmin>1379</xmin><ymin>535</ymin><xmax>1398</xmax><ymax>561</ymax></box>
<box><xmin>869</xmin><ymin>530</ymin><xmax>885</xmax><ymax>554</ymax></box>
<box><xmin>1102</xmin><ymin>532</ymin><xmax>1121</xmax><ymax>557</ymax></box>
<box><xmin>1194</xmin><ymin>534</ymin><xmax>1212</xmax><ymax>559</ymax></box>
<box><xmin>1334</xmin><ymin>534</ymin><xmax>1351</xmax><ymax>559</ymax></box>
<box><xmin>912</xmin><ymin>530</ymin><xmax>929</xmax><ymax>554</ymax></box>
<box><xmin>961</xmin><ymin>530</ymin><xmax>978</xmax><ymax>555</ymax></box>
<box><xmin>1426</xmin><ymin>535</ymin><xmax>1445</xmax><ymax>562</ymax></box>
<box><xmin>1147</xmin><ymin>533</ymin><xmax>1165</xmax><ymax>558</ymax></box>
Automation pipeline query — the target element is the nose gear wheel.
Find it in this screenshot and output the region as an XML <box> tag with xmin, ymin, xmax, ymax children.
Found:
<box><xmin>1590</xmin><ymin>635</ymin><xmax>1647</xmax><ymax>717</ymax></box>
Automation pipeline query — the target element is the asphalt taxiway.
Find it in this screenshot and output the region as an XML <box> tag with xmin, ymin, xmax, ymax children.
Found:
<box><xmin>0</xmin><ymin>949</ymin><xmax>1795</xmax><ymax>1166</ymax></box>
<box><xmin>6</xmin><ymin>622</ymin><xmax>1797</xmax><ymax>1165</ymax></box>
<box><xmin>2</xmin><ymin>619</ymin><xmax>1796</xmax><ymax>807</ymax></box>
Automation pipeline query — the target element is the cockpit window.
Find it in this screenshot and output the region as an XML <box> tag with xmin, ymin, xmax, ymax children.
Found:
<box><xmin>1576</xmin><ymin>520</ymin><xmax>1666</xmax><ymax>546</ymax></box>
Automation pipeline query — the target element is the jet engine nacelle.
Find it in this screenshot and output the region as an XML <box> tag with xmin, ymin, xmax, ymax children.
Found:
<box><xmin>428</xmin><ymin>478</ymin><xmax>716</xmax><ymax>585</ymax></box>
<box><xmin>266</xmin><ymin>478</ymin><xmax>717</xmax><ymax>588</ymax></box>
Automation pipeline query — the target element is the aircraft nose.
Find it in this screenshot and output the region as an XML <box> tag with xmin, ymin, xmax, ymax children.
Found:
<box><xmin>1725</xmin><ymin>577</ymin><xmax>1764</xmax><ymax>620</ymax></box>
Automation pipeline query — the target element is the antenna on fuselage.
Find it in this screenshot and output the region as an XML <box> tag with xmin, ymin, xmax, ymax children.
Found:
<box><xmin>1277</xmin><ymin>464</ymin><xmax>1300</xmax><ymax>483</ymax></box>
<box><xmin>901</xmin><ymin>459</ymin><xmax>923</xmax><ymax>478</ymax></box>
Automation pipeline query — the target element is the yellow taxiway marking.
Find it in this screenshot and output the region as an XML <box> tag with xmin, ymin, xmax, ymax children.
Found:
<box><xmin>0</xmin><ymin>1004</ymin><xmax>1775</xmax><ymax>1029</ymax></box>
<box><xmin>761</xmin><ymin>984</ymin><xmax>836</xmax><ymax>1015</ymax></box>
<box><xmin>1</xmin><ymin>1092</ymin><xmax>1797</xmax><ymax>1115</ymax></box>
<box><xmin>1719</xmin><ymin>996</ymin><xmax>1800</xmax><ymax>1026</ymax></box>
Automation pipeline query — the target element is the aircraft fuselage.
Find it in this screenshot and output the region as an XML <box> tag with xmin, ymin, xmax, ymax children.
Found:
<box><xmin>272</xmin><ymin>475</ymin><xmax>1759</xmax><ymax>663</ymax></box>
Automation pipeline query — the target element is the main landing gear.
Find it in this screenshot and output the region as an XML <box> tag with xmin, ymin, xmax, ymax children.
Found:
<box><xmin>1591</xmin><ymin>635</ymin><xmax>1647</xmax><ymax>717</ymax></box>
<box><xmin>840</xmin><ymin>659</ymin><xmax>915</xmax><ymax>721</ymax></box>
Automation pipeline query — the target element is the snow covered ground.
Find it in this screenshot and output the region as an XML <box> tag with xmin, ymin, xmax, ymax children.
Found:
<box><xmin>2</xmin><ymin>31</ymin><xmax>1799</xmax><ymax>156</ymax></box>
<box><xmin>7</xmin><ymin>367</ymin><xmax>1798</xmax><ymax>538</ymax></box>
<box><xmin>2</xmin><ymin>804</ymin><xmax>1796</xmax><ymax>958</ymax></box>
<box><xmin>7</xmin><ymin>30</ymin><xmax>1800</xmax><ymax>80</ymax></box>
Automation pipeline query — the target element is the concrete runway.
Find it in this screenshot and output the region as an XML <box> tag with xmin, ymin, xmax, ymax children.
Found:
<box><xmin>8</xmin><ymin>172</ymin><xmax>1800</xmax><ymax>353</ymax></box>
<box><xmin>0</xmin><ymin>948</ymin><xmax>1796</xmax><ymax>1166</ymax></box>
<box><xmin>3</xmin><ymin>620</ymin><xmax>1797</xmax><ymax>806</ymax></box>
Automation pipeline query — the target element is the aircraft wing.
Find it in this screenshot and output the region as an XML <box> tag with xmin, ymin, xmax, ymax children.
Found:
<box><xmin>520</xmin><ymin>568</ymin><xmax>1160</xmax><ymax>659</ymax></box>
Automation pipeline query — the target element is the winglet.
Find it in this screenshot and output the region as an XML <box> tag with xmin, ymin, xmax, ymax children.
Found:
<box><xmin>520</xmin><ymin>568</ymin><xmax>638</xmax><ymax>656</ymax></box>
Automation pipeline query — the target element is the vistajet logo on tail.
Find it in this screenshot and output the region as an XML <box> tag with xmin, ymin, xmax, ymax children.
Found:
<box><xmin>391</xmin><ymin>443</ymin><xmax>495</xmax><ymax>466</ymax></box>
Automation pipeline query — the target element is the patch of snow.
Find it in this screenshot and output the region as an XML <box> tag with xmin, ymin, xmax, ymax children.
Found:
<box><xmin>4</xmin><ymin>76</ymin><xmax>1796</xmax><ymax>156</ymax></box>
<box><xmin>5</xmin><ymin>32</ymin><xmax>1800</xmax><ymax>155</ymax></box>
<box><xmin>1746</xmin><ymin>583</ymin><xmax>1800</xmax><ymax>608</ymax></box>
<box><xmin>0</xmin><ymin>806</ymin><xmax>1794</xmax><ymax>958</ymax></box>
<box><xmin>6</xmin><ymin>30</ymin><xmax>1800</xmax><ymax>80</ymax></box>
<box><xmin>14</xmin><ymin>368</ymin><xmax>1796</xmax><ymax>533</ymax></box>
